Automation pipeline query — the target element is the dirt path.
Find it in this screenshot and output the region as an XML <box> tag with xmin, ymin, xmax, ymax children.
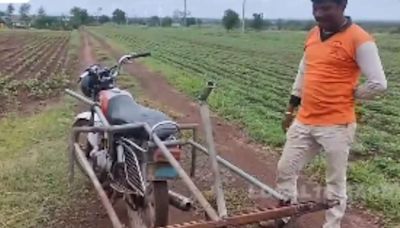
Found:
<box><xmin>60</xmin><ymin>30</ymin><xmax>382</xmax><ymax>228</ymax></box>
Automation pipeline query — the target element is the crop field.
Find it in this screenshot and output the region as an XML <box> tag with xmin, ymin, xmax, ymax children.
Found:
<box><xmin>0</xmin><ymin>30</ymin><xmax>75</xmax><ymax>116</ymax></box>
<box><xmin>0</xmin><ymin>25</ymin><xmax>399</xmax><ymax>227</ymax></box>
<box><xmin>0</xmin><ymin>30</ymin><xmax>82</xmax><ymax>227</ymax></box>
<box><xmin>90</xmin><ymin>26</ymin><xmax>400</xmax><ymax>223</ymax></box>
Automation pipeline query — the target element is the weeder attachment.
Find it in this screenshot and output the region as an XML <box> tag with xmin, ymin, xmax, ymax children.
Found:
<box><xmin>164</xmin><ymin>200</ymin><xmax>339</xmax><ymax>228</ymax></box>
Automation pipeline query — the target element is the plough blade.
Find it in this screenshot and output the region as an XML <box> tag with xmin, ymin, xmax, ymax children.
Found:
<box><xmin>164</xmin><ymin>201</ymin><xmax>338</xmax><ymax>228</ymax></box>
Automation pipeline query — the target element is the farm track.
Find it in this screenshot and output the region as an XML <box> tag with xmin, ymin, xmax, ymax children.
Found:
<box><xmin>63</xmin><ymin>30</ymin><xmax>383</xmax><ymax>228</ymax></box>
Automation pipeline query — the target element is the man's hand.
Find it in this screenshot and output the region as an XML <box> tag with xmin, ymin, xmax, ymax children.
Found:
<box><xmin>282</xmin><ymin>112</ymin><xmax>295</xmax><ymax>133</ymax></box>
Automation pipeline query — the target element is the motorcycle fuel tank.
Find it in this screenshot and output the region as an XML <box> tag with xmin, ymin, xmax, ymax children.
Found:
<box><xmin>99</xmin><ymin>88</ymin><xmax>133</xmax><ymax>114</ymax></box>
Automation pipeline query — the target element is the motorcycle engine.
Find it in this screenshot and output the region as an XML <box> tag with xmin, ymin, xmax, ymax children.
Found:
<box><xmin>90</xmin><ymin>149</ymin><xmax>112</xmax><ymax>173</ymax></box>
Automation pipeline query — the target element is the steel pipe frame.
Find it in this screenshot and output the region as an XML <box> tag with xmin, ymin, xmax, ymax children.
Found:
<box><xmin>73</xmin><ymin>143</ymin><xmax>124</xmax><ymax>228</ymax></box>
<box><xmin>66</xmin><ymin>88</ymin><xmax>289</xmax><ymax>221</ymax></box>
<box><xmin>69</xmin><ymin>125</ymin><xmax>220</xmax><ymax>225</ymax></box>
<box><xmin>144</xmin><ymin>124</ymin><xmax>220</xmax><ymax>221</ymax></box>
<box><xmin>188</xmin><ymin>140</ymin><xmax>287</xmax><ymax>202</ymax></box>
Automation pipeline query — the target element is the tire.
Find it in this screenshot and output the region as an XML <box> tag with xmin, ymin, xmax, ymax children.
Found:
<box><xmin>71</xmin><ymin>119</ymin><xmax>92</xmax><ymax>177</ymax></box>
<box><xmin>152</xmin><ymin>181</ymin><xmax>169</xmax><ymax>227</ymax></box>
<box><xmin>125</xmin><ymin>181</ymin><xmax>169</xmax><ymax>228</ymax></box>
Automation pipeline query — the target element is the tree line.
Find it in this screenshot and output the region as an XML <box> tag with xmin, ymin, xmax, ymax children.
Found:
<box><xmin>221</xmin><ymin>8</ymin><xmax>315</xmax><ymax>32</ymax></box>
<box><xmin>0</xmin><ymin>4</ymin><xmax>204</xmax><ymax>30</ymax></box>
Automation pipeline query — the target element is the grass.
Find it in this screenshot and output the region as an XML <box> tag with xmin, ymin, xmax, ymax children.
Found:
<box><xmin>0</xmin><ymin>99</ymin><xmax>87</xmax><ymax>227</ymax></box>
<box><xmin>89</xmin><ymin>25</ymin><xmax>400</xmax><ymax>226</ymax></box>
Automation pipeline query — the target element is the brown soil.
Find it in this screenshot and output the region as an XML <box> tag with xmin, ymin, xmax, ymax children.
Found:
<box><xmin>0</xmin><ymin>32</ymin><xmax>73</xmax><ymax>118</ymax></box>
<box><xmin>54</xmin><ymin>30</ymin><xmax>383</xmax><ymax>228</ymax></box>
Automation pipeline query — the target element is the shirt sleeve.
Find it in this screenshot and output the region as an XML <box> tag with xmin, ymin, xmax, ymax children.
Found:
<box><xmin>354</xmin><ymin>41</ymin><xmax>387</xmax><ymax>100</ymax></box>
<box><xmin>291</xmin><ymin>54</ymin><xmax>306</xmax><ymax>97</ymax></box>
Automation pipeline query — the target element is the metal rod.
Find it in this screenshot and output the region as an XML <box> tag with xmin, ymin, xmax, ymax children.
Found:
<box><xmin>164</xmin><ymin>201</ymin><xmax>337</xmax><ymax>228</ymax></box>
<box><xmin>144</xmin><ymin>124</ymin><xmax>220</xmax><ymax>221</ymax></box>
<box><xmin>178</xmin><ymin>123</ymin><xmax>199</xmax><ymax>130</ymax></box>
<box><xmin>198</xmin><ymin>82</ymin><xmax>216</xmax><ymax>102</ymax></box>
<box><xmin>73</xmin><ymin>143</ymin><xmax>124</xmax><ymax>228</ymax></box>
<box><xmin>199</xmin><ymin>104</ymin><xmax>227</xmax><ymax>217</ymax></box>
<box><xmin>148</xmin><ymin>139</ymin><xmax>188</xmax><ymax>148</ymax></box>
<box><xmin>72</xmin><ymin>123</ymin><xmax>145</xmax><ymax>134</ymax></box>
<box><xmin>190</xmin><ymin>127</ymin><xmax>198</xmax><ymax>177</ymax></box>
<box><xmin>93</xmin><ymin>106</ymin><xmax>110</xmax><ymax>127</ymax></box>
<box><xmin>68</xmin><ymin>131</ymin><xmax>78</xmax><ymax>184</ymax></box>
<box><xmin>188</xmin><ymin>140</ymin><xmax>286</xmax><ymax>201</ymax></box>
<box><xmin>169</xmin><ymin>190</ymin><xmax>193</xmax><ymax>211</ymax></box>
<box><xmin>65</xmin><ymin>89</ymin><xmax>95</xmax><ymax>106</ymax></box>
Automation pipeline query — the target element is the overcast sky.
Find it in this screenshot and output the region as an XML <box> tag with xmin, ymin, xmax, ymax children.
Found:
<box><xmin>1</xmin><ymin>0</ymin><xmax>400</xmax><ymax>21</ymax></box>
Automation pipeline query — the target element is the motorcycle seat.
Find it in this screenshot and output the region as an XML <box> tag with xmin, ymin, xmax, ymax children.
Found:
<box><xmin>106</xmin><ymin>94</ymin><xmax>178</xmax><ymax>140</ymax></box>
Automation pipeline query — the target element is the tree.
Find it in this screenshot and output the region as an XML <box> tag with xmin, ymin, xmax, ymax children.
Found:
<box><xmin>222</xmin><ymin>9</ymin><xmax>240</xmax><ymax>31</ymax></box>
<box><xmin>161</xmin><ymin>17</ymin><xmax>173</xmax><ymax>27</ymax></box>
<box><xmin>19</xmin><ymin>3</ymin><xmax>31</xmax><ymax>25</ymax></box>
<box><xmin>99</xmin><ymin>15</ymin><xmax>111</xmax><ymax>24</ymax></box>
<box><xmin>276</xmin><ymin>18</ymin><xmax>283</xmax><ymax>30</ymax></box>
<box><xmin>33</xmin><ymin>6</ymin><xmax>47</xmax><ymax>29</ymax></box>
<box><xmin>148</xmin><ymin>16</ymin><xmax>160</xmax><ymax>27</ymax></box>
<box><xmin>7</xmin><ymin>4</ymin><xmax>14</xmax><ymax>16</ymax></box>
<box><xmin>196</xmin><ymin>18</ymin><xmax>203</xmax><ymax>27</ymax></box>
<box><xmin>173</xmin><ymin>9</ymin><xmax>191</xmax><ymax>25</ymax></box>
<box><xmin>112</xmin><ymin>9</ymin><xmax>126</xmax><ymax>24</ymax></box>
<box><xmin>70</xmin><ymin>7</ymin><xmax>90</xmax><ymax>29</ymax></box>
<box><xmin>251</xmin><ymin>13</ymin><xmax>264</xmax><ymax>31</ymax></box>
<box><xmin>38</xmin><ymin>6</ymin><xmax>46</xmax><ymax>17</ymax></box>
<box><xmin>186</xmin><ymin>17</ymin><xmax>196</xmax><ymax>26</ymax></box>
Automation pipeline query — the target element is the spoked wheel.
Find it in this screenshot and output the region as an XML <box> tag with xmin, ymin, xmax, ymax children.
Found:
<box><xmin>71</xmin><ymin>119</ymin><xmax>92</xmax><ymax>177</ymax></box>
<box><xmin>72</xmin><ymin>119</ymin><xmax>109</xmax><ymax>184</ymax></box>
<box><xmin>126</xmin><ymin>181</ymin><xmax>169</xmax><ymax>228</ymax></box>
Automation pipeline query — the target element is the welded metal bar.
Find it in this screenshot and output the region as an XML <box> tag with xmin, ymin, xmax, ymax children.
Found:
<box><xmin>93</xmin><ymin>106</ymin><xmax>110</xmax><ymax>127</ymax></box>
<box><xmin>73</xmin><ymin>143</ymin><xmax>123</xmax><ymax>228</ymax></box>
<box><xmin>68</xmin><ymin>131</ymin><xmax>79</xmax><ymax>184</ymax></box>
<box><xmin>165</xmin><ymin>201</ymin><xmax>338</xmax><ymax>228</ymax></box>
<box><xmin>144</xmin><ymin>124</ymin><xmax>220</xmax><ymax>222</ymax></box>
<box><xmin>178</xmin><ymin>123</ymin><xmax>199</xmax><ymax>130</ymax></box>
<box><xmin>188</xmin><ymin>140</ymin><xmax>286</xmax><ymax>201</ymax></box>
<box><xmin>199</xmin><ymin>104</ymin><xmax>227</xmax><ymax>217</ymax></box>
<box><xmin>190</xmin><ymin>127</ymin><xmax>198</xmax><ymax>177</ymax></box>
<box><xmin>148</xmin><ymin>139</ymin><xmax>188</xmax><ymax>148</ymax></box>
<box><xmin>65</xmin><ymin>89</ymin><xmax>96</xmax><ymax>106</ymax></box>
<box><xmin>71</xmin><ymin>123</ymin><xmax>145</xmax><ymax>134</ymax></box>
<box><xmin>65</xmin><ymin>89</ymin><xmax>110</xmax><ymax>127</ymax></box>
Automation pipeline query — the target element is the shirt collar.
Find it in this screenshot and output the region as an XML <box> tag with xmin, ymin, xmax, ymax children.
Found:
<box><xmin>320</xmin><ymin>16</ymin><xmax>353</xmax><ymax>41</ymax></box>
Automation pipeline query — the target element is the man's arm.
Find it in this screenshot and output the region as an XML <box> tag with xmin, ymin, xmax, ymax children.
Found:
<box><xmin>355</xmin><ymin>42</ymin><xmax>387</xmax><ymax>100</ymax></box>
<box><xmin>287</xmin><ymin>54</ymin><xmax>305</xmax><ymax>113</ymax></box>
<box><xmin>282</xmin><ymin>55</ymin><xmax>305</xmax><ymax>132</ymax></box>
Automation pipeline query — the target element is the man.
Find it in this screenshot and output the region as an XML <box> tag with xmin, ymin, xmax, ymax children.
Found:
<box><xmin>276</xmin><ymin>0</ymin><xmax>387</xmax><ymax>228</ymax></box>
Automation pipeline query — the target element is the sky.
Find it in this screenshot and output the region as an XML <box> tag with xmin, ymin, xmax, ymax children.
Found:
<box><xmin>1</xmin><ymin>0</ymin><xmax>400</xmax><ymax>21</ymax></box>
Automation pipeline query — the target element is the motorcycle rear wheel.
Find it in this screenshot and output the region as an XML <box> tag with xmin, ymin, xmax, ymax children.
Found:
<box><xmin>126</xmin><ymin>180</ymin><xmax>169</xmax><ymax>228</ymax></box>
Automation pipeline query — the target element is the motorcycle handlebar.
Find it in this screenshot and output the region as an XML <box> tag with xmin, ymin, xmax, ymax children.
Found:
<box><xmin>78</xmin><ymin>52</ymin><xmax>151</xmax><ymax>83</ymax></box>
<box><xmin>129</xmin><ymin>52</ymin><xmax>151</xmax><ymax>59</ymax></box>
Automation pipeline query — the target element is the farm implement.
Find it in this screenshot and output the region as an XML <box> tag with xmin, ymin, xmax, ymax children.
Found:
<box><xmin>66</xmin><ymin>52</ymin><xmax>337</xmax><ymax>228</ymax></box>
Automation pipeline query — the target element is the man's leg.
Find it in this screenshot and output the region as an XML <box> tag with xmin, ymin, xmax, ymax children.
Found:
<box><xmin>313</xmin><ymin>123</ymin><xmax>357</xmax><ymax>228</ymax></box>
<box><xmin>276</xmin><ymin>120</ymin><xmax>321</xmax><ymax>203</ymax></box>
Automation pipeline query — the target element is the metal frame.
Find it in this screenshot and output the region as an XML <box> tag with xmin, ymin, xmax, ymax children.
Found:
<box><xmin>66</xmin><ymin>88</ymin><xmax>337</xmax><ymax>228</ymax></box>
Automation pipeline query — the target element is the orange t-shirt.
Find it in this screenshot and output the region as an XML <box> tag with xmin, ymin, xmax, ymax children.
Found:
<box><xmin>297</xmin><ymin>24</ymin><xmax>374</xmax><ymax>125</ymax></box>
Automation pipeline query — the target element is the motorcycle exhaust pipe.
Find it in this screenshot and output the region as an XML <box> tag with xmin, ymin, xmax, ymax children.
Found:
<box><xmin>169</xmin><ymin>190</ymin><xmax>193</xmax><ymax>211</ymax></box>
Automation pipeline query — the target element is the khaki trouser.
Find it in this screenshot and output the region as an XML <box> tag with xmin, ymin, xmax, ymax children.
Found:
<box><xmin>276</xmin><ymin>120</ymin><xmax>357</xmax><ymax>228</ymax></box>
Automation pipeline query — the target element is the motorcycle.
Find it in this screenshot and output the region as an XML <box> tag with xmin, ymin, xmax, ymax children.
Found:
<box><xmin>71</xmin><ymin>53</ymin><xmax>183</xmax><ymax>227</ymax></box>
